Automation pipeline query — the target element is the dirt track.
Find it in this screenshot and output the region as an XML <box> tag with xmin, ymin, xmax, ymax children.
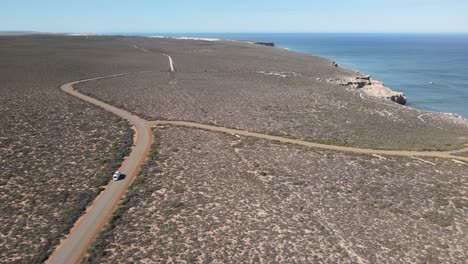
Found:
<box><xmin>152</xmin><ymin>120</ymin><xmax>468</xmax><ymax>162</ymax></box>
<box><xmin>47</xmin><ymin>75</ymin><xmax>153</xmax><ymax>264</ymax></box>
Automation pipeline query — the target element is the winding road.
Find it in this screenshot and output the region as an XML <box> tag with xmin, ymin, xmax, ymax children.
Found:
<box><xmin>48</xmin><ymin>53</ymin><xmax>468</xmax><ymax>264</ymax></box>
<box><xmin>47</xmin><ymin>75</ymin><xmax>154</xmax><ymax>264</ymax></box>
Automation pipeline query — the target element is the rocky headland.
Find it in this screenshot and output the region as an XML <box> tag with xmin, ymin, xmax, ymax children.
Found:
<box><xmin>327</xmin><ymin>75</ymin><xmax>407</xmax><ymax>105</ymax></box>
<box><xmin>254</xmin><ymin>42</ymin><xmax>275</xmax><ymax>47</ymax></box>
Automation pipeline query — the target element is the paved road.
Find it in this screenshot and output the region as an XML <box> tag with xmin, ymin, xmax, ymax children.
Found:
<box><xmin>47</xmin><ymin>75</ymin><xmax>154</xmax><ymax>264</ymax></box>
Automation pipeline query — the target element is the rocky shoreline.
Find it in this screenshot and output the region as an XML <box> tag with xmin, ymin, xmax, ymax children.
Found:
<box><xmin>145</xmin><ymin>36</ymin><xmax>415</xmax><ymax>107</ymax></box>
<box><xmin>327</xmin><ymin>74</ymin><xmax>407</xmax><ymax>105</ymax></box>
<box><xmin>249</xmin><ymin>42</ymin><xmax>408</xmax><ymax>105</ymax></box>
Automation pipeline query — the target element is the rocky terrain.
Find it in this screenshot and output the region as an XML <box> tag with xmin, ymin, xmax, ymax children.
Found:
<box><xmin>85</xmin><ymin>127</ymin><xmax>468</xmax><ymax>263</ymax></box>
<box><xmin>77</xmin><ymin>37</ymin><xmax>468</xmax><ymax>150</ymax></box>
<box><xmin>0</xmin><ymin>35</ymin><xmax>165</xmax><ymax>263</ymax></box>
<box><xmin>326</xmin><ymin>75</ymin><xmax>407</xmax><ymax>105</ymax></box>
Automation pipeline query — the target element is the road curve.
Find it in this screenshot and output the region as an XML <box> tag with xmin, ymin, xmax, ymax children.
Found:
<box><xmin>152</xmin><ymin>120</ymin><xmax>468</xmax><ymax>163</ymax></box>
<box><xmin>47</xmin><ymin>75</ymin><xmax>154</xmax><ymax>264</ymax></box>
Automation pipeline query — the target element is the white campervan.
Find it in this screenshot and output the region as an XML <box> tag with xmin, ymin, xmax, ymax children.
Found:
<box><xmin>113</xmin><ymin>171</ymin><xmax>121</xmax><ymax>181</ymax></box>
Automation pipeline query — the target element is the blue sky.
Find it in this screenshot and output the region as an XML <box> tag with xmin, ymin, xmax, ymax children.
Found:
<box><xmin>2</xmin><ymin>0</ymin><xmax>467</xmax><ymax>33</ymax></box>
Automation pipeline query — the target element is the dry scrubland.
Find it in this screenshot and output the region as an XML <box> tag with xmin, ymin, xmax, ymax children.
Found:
<box><xmin>76</xmin><ymin>38</ymin><xmax>468</xmax><ymax>150</ymax></box>
<box><xmin>85</xmin><ymin>127</ymin><xmax>468</xmax><ymax>263</ymax></box>
<box><xmin>1</xmin><ymin>35</ymin><xmax>467</xmax><ymax>263</ymax></box>
<box><xmin>0</xmin><ymin>35</ymin><xmax>166</xmax><ymax>262</ymax></box>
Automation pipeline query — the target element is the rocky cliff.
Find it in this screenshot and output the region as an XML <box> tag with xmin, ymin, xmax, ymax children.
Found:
<box><xmin>327</xmin><ymin>75</ymin><xmax>407</xmax><ymax>105</ymax></box>
<box><xmin>254</xmin><ymin>42</ymin><xmax>275</xmax><ymax>47</ymax></box>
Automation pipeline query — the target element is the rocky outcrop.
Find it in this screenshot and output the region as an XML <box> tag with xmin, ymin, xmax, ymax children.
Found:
<box><xmin>254</xmin><ymin>42</ymin><xmax>275</xmax><ymax>47</ymax></box>
<box><xmin>389</xmin><ymin>94</ymin><xmax>407</xmax><ymax>105</ymax></box>
<box><xmin>327</xmin><ymin>75</ymin><xmax>407</xmax><ymax>105</ymax></box>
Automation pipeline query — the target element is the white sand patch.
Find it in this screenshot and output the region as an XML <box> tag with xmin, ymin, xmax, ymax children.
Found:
<box><xmin>148</xmin><ymin>36</ymin><xmax>219</xmax><ymax>41</ymax></box>
<box><xmin>412</xmin><ymin>157</ymin><xmax>436</xmax><ymax>165</ymax></box>
<box><xmin>68</xmin><ymin>33</ymin><xmax>97</xmax><ymax>36</ymax></box>
<box><xmin>417</xmin><ymin>113</ymin><xmax>431</xmax><ymax>123</ymax></box>
<box><xmin>175</xmin><ymin>37</ymin><xmax>220</xmax><ymax>41</ymax></box>
<box><xmin>228</xmin><ymin>39</ymin><xmax>255</xmax><ymax>44</ymax></box>
<box><xmin>372</xmin><ymin>154</ymin><xmax>387</xmax><ymax>160</ymax></box>
<box><xmin>163</xmin><ymin>54</ymin><xmax>175</xmax><ymax>72</ymax></box>
<box><xmin>257</xmin><ymin>71</ymin><xmax>298</xmax><ymax>78</ymax></box>
<box><xmin>131</xmin><ymin>44</ymin><xmax>150</xmax><ymax>53</ymax></box>
<box><xmin>148</xmin><ymin>36</ymin><xmax>257</xmax><ymax>44</ymax></box>
<box><xmin>452</xmin><ymin>159</ymin><xmax>467</xmax><ymax>165</ymax></box>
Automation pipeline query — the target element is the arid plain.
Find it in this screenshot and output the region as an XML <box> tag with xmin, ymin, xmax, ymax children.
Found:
<box><xmin>1</xmin><ymin>35</ymin><xmax>467</xmax><ymax>263</ymax></box>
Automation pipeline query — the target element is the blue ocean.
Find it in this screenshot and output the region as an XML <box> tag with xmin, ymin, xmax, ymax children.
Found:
<box><xmin>116</xmin><ymin>33</ymin><xmax>468</xmax><ymax>117</ymax></box>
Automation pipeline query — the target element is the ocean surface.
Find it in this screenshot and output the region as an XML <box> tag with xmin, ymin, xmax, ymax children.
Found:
<box><xmin>113</xmin><ymin>33</ymin><xmax>468</xmax><ymax>117</ymax></box>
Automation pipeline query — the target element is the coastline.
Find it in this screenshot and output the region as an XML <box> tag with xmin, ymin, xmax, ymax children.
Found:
<box><xmin>144</xmin><ymin>36</ymin><xmax>408</xmax><ymax>103</ymax></box>
<box><xmin>7</xmin><ymin>32</ymin><xmax>461</xmax><ymax>121</ymax></box>
<box><xmin>253</xmin><ymin>37</ymin><xmax>468</xmax><ymax>123</ymax></box>
<box><xmin>141</xmin><ymin>34</ymin><xmax>468</xmax><ymax>123</ymax></box>
<box><xmin>274</xmin><ymin>42</ymin><xmax>468</xmax><ymax>127</ymax></box>
<box><xmin>115</xmin><ymin>33</ymin><xmax>468</xmax><ymax>118</ymax></box>
<box><xmin>267</xmin><ymin>33</ymin><xmax>468</xmax><ymax>118</ymax></box>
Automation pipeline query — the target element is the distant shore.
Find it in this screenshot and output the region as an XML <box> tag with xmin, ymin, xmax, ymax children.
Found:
<box><xmin>2</xmin><ymin>32</ymin><xmax>466</xmax><ymax>118</ymax></box>
<box><xmin>116</xmin><ymin>33</ymin><xmax>468</xmax><ymax>118</ymax></box>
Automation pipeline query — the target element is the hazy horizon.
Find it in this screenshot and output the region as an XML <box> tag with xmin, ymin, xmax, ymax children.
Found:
<box><xmin>2</xmin><ymin>0</ymin><xmax>467</xmax><ymax>33</ymax></box>
<box><xmin>3</xmin><ymin>31</ymin><xmax>468</xmax><ymax>35</ymax></box>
